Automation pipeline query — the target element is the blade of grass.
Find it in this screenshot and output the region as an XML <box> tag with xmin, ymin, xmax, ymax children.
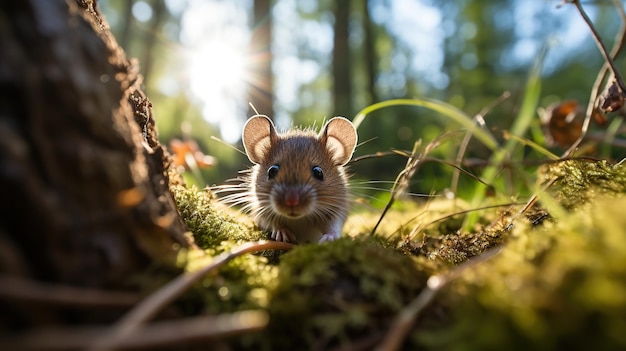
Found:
<box><xmin>352</xmin><ymin>98</ymin><xmax>499</xmax><ymax>151</ymax></box>
<box><xmin>463</xmin><ymin>42</ymin><xmax>548</xmax><ymax>230</ymax></box>
<box><xmin>503</xmin><ymin>131</ymin><xmax>559</xmax><ymax>160</ymax></box>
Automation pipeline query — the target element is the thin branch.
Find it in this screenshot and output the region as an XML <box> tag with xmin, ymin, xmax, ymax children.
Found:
<box><xmin>376</xmin><ymin>246</ymin><xmax>502</xmax><ymax>351</ymax></box>
<box><xmin>592</xmin><ymin>0</ymin><xmax>626</xmax><ymax>100</ymax></box>
<box><xmin>565</xmin><ymin>0</ymin><xmax>626</xmax><ymax>155</ymax></box>
<box><xmin>0</xmin><ymin>276</ymin><xmax>139</xmax><ymax>307</ymax></box>
<box><xmin>1</xmin><ymin>311</ymin><xmax>268</xmax><ymax>351</ymax></box>
<box><xmin>570</xmin><ymin>0</ymin><xmax>626</xmax><ymax>93</ymax></box>
<box><xmin>369</xmin><ymin>140</ymin><xmax>422</xmax><ymax>236</ymax></box>
<box><xmin>87</xmin><ymin>240</ymin><xmax>294</xmax><ymax>351</ymax></box>
<box><xmin>527</xmin><ymin>0</ymin><xmax>626</xmax><ymax>216</ymax></box>
<box><xmin>451</xmin><ymin>91</ymin><xmax>510</xmax><ymax>193</ymax></box>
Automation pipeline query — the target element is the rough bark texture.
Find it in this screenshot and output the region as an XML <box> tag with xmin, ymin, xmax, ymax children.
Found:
<box><xmin>0</xmin><ymin>0</ymin><xmax>189</xmax><ymax>329</ymax></box>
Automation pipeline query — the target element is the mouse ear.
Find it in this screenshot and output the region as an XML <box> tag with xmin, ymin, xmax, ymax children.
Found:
<box><xmin>242</xmin><ymin>115</ymin><xmax>277</xmax><ymax>164</ymax></box>
<box><xmin>320</xmin><ymin>117</ymin><xmax>358</xmax><ymax>165</ymax></box>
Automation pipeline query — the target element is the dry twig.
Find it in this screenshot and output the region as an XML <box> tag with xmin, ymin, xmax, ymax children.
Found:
<box><xmin>87</xmin><ymin>240</ymin><xmax>294</xmax><ymax>351</ymax></box>
<box><xmin>451</xmin><ymin>91</ymin><xmax>510</xmax><ymax>193</ymax></box>
<box><xmin>523</xmin><ymin>0</ymin><xmax>626</xmax><ymax>216</ymax></box>
<box><xmin>565</xmin><ymin>0</ymin><xmax>626</xmax><ymax>155</ymax></box>
<box><xmin>0</xmin><ymin>276</ymin><xmax>139</xmax><ymax>308</ymax></box>
<box><xmin>376</xmin><ymin>247</ymin><xmax>502</xmax><ymax>351</ymax></box>
<box><xmin>1</xmin><ymin>311</ymin><xmax>268</xmax><ymax>351</ymax></box>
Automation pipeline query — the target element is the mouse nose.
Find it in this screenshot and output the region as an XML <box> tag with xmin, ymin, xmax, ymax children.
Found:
<box><xmin>284</xmin><ymin>188</ymin><xmax>300</xmax><ymax>207</ymax></box>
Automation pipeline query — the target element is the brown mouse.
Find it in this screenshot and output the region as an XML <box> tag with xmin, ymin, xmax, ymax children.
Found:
<box><xmin>237</xmin><ymin>115</ymin><xmax>357</xmax><ymax>244</ymax></box>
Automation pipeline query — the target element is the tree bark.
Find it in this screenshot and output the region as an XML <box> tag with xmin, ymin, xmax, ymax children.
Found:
<box><xmin>249</xmin><ymin>0</ymin><xmax>274</xmax><ymax>118</ymax></box>
<box><xmin>332</xmin><ymin>0</ymin><xmax>353</xmax><ymax>118</ymax></box>
<box><xmin>119</xmin><ymin>0</ymin><xmax>135</xmax><ymax>50</ymax></box>
<box><xmin>363</xmin><ymin>0</ymin><xmax>379</xmax><ymax>104</ymax></box>
<box><xmin>0</xmin><ymin>0</ymin><xmax>189</xmax><ymax>329</ymax></box>
<box><xmin>141</xmin><ymin>0</ymin><xmax>167</xmax><ymax>89</ymax></box>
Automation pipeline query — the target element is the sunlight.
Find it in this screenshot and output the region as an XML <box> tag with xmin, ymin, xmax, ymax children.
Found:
<box><xmin>187</xmin><ymin>40</ymin><xmax>246</xmax><ymax>112</ymax></box>
<box><xmin>180</xmin><ymin>1</ymin><xmax>249</xmax><ymax>143</ymax></box>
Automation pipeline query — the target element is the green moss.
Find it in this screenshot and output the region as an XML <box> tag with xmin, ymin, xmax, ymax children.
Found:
<box><xmin>171</xmin><ymin>185</ymin><xmax>277</xmax><ymax>318</ymax></box>
<box><xmin>169</xmin><ymin>159</ymin><xmax>626</xmax><ymax>350</ymax></box>
<box><xmin>416</xmin><ymin>196</ymin><xmax>626</xmax><ymax>350</ymax></box>
<box><xmin>258</xmin><ymin>238</ymin><xmax>433</xmax><ymax>350</ymax></box>
<box><xmin>172</xmin><ymin>185</ymin><xmax>266</xmax><ymax>249</ymax></box>
<box><xmin>543</xmin><ymin>159</ymin><xmax>626</xmax><ymax>209</ymax></box>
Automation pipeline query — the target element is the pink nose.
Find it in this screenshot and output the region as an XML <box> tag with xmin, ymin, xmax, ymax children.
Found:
<box><xmin>284</xmin><ymin>189</ymin><xmax>300</xmax><ymax>207</ymax></box>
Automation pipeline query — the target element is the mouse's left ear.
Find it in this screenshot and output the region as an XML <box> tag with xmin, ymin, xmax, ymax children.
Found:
<box><xmin>320</xmin><ymin>117</ymin><xmax>358</xmax><ymax>165</ymax></box>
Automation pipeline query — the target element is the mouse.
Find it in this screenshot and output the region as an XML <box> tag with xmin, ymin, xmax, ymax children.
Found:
<box><xmin>236</xmin><ymin>115</ymin><xmax>358</xmax><ymax>244</ymax></box>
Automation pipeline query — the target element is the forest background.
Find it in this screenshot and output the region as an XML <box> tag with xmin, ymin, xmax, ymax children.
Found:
<box><xmin>100</xmin><ymin>0</ymin><xmax>623</xmax><ymax>197</ymax></box>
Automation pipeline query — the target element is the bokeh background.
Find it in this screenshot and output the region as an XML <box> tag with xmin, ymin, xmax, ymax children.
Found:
<box><xmin>99</xmin><ymin>0</ymin><xmax>622</xmax><ymax>197</ymax></box>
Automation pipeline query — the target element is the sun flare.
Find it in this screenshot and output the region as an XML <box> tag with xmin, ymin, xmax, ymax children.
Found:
<box><xmin>180</xmin><ymin>1</ymin><xmax>250</xmax><ymax>143</ymax></box>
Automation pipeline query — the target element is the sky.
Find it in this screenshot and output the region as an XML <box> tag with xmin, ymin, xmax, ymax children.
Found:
<box><xmin>104</xmin><ymin>0</ymin><xmax>601</xmax><ymax>143</ymax></box>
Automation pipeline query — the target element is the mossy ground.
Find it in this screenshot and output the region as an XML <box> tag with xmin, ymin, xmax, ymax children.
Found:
<box><xmin>171</xmin><ymin>159</ymin><xmax>626</xmax><ymax>349</ymax></box>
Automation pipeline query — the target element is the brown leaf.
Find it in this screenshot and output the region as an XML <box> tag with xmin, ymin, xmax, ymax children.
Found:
<box><xmin>600</xmin><ymin>80</ymin><xmax>625</xmax><ymax>113</ymax></box>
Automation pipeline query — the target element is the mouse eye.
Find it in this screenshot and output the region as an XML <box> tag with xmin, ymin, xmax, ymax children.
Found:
<box><xmin>267</xmin><ymin>164</ymin><xmax>280</xmax><ymax>180</ymax></box>
<box><xmin>312</xmin><ymin>166</ymin><xmax>324</xmax><ymax>181</ymax></box>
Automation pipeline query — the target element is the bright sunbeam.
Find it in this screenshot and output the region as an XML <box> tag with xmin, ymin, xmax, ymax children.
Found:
<box><xmin>180</xmin><ymin>1</ymin><xmax>249</xmax><ymax>143</ymax></box>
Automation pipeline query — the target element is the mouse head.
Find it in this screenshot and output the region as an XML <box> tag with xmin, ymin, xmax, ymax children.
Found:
<box><xmin>242</xmin><ymin>115</ymin><xmax>357</xmax><ymax>225</ymax></box>
<box><xmin>242</xmin><ymin>115</ymin><xmax>357</xmax><ymax>167</ymax></box>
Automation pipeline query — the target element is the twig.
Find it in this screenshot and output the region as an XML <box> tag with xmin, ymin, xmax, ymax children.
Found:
<box><xmin>370</xmin><ymin>131</ymin><xmax>466</xmax><ymax>236</ymax></box>
<box><xmin>87</xmin><ymin>240</ymin><xmax>294</xmax><ymax>351</ymax></box>
<box><xmin>451</xmin><ymin>91</ymin><xmax>510</xmax><ymax>193</ymax></box>
<box><xmin>570</xmin><ymin>0</ymin><xmax>626</xmax><ymax>93</ymax></box>
<box><xmin>423</xmin><ymin>157</ymin><xmax>493</xmax><ymax>190</ymax></box>
<box><xmin>376</xmin><ymin>246</ymin><xmax>502</xmax><ymax>351</ymax></box>
<box><xmin>565</xmin><ymin>0</ymin><xmax>626</xmax><ymax>155</ymax></box>
<box><xmin>592</xmin><ymin>0</ymin><xmax>626</xmax><ymax>101</ymax></box>
<box><xmin>369</xmin><ymin>140</ymin><xmax>422</xmax><ymax>236</ymax></box>
<box><xmin>349</xmin><ymin>150</ymin><xmax>401</xmax><ymax>164</ymax></box>
<box><xmin>1</xmin><ymin>311</ymin><xmax>268</xmax><ymax>351</ymax></box>
<box><xmin>0</xmin><ymin>276</ymin><xmax>139</xmax><ymax>308</ymax></box>
<box><xmin>526</xmin><ymin>0</ymin><xmax>626</xmax><ymax>215</ymax></box>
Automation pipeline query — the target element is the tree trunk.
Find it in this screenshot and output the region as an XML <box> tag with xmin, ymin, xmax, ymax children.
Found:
<box><xmin>332</xmin><ymin>0</ymin><xmax>353</xmax><ymax>118</ymax></box>
<box><xmin>119</xmin><ymin>0</ymin><xmax>135</xmax><ymax>50</ymax></box>
<box><xmin>141</xmin><ymin>0</ymin><xmax>167</xmax><ymax>89</ymax></box>
<box><xmin>0</xmin><ymin>0</ymin><xmax>189</xmax><ymax>329</ymax></box>
<box><xmin>363</xmin><ymin>0</ymin><xmax>379</xmax><ymax>104</ymax></box>
<box><xmin>249</xmin><ymin>0</ymin><xmax>274</xmax><ymax>118</ymax></box>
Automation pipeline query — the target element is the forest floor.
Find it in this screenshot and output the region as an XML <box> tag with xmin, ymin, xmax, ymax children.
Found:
<box><xmin>170</xmin><ymin>158</ymin><xmax>626</xmax><ymax>350</ymax></box>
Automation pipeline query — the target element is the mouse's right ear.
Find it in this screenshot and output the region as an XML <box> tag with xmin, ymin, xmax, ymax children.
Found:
<box><xmin>242</xmin><ymin>115</ymin><xmax>277</xmax><ymax>164</ymax></box>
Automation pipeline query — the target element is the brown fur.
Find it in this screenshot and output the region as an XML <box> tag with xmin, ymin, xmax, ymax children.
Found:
<box><xmin>242</xmin><ymin>115</ymin><xmax>357</xmax><ymax>243</ymax></box>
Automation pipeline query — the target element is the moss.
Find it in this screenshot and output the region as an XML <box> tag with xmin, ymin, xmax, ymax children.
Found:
<box><xmin>415</xmin><ymin>196</ymin><xmax>626</xmax><ymax>350</ymax></box>
<box><xmin>171</xmin><ymin>185</ymin><xmax>277</xmax><ymax>319</ymax></box>
<box><xmin>543</xmin><ymin>159</ymin><xmax>626</xmax><ymax>209</ymax></box>
<box><xmin>172</xmin><ymin>185</ymin><xmax>266</xmax><ymax>249</ymax></box>
<box><xmin>169</xmin><ymin>159</ymin><xmax>626</xmax><ymax>350</ymax></box>
<box><xmin>257</xmin><ymin>238</ymin><xmax>434</xmax><ymax>350</ymax></box>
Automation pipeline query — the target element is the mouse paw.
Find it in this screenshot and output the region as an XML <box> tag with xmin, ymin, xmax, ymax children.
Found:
<box><xmin>271</xmin><ymin>228</ymin><xmax>297</xmax><ymax>243</ymax></box>
<box><xmin>319</xmin><ymin>232</ymin><xmax>341</xmax><ymax>243</ymax></box>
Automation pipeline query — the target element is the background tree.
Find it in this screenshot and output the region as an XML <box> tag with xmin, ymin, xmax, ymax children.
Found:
<box><xmin>98</xmin><ymin>0</ymin><xmax>623</xmax><ymax>193</ymax></box>
<box><xmin>249</xmin><ymin>0</ymin><xmax>274</xmax><ymax>118</ymax></box>
<box><xmin>332</xmin><ymin>0</ymin><xmax>354</xmax><ymax>118</ymax></box>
